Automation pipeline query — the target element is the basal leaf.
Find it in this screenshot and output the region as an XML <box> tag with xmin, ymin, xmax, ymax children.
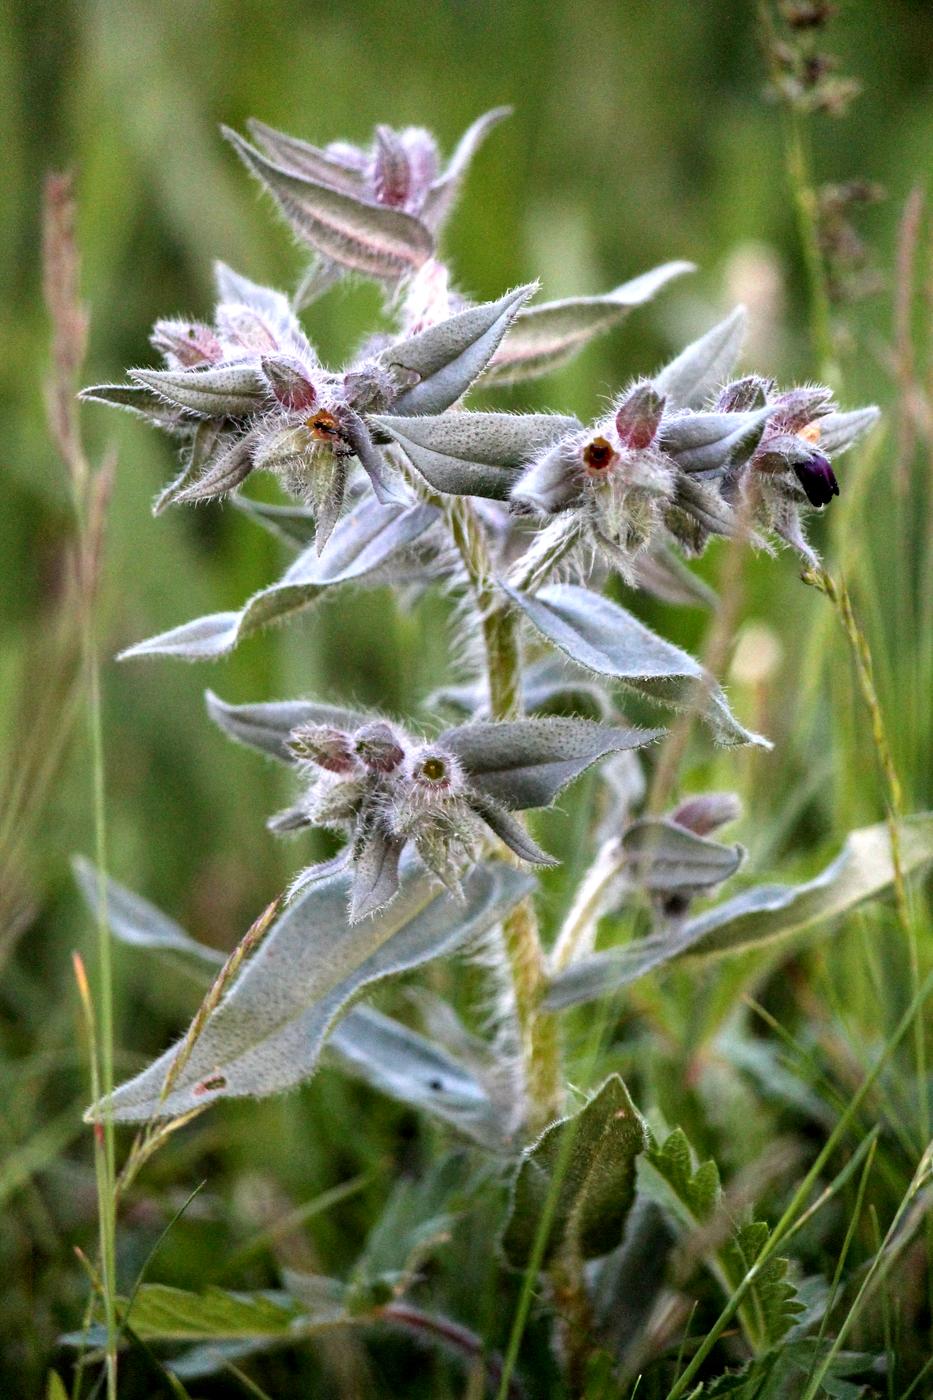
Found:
<box><xmin>501</xmin><ymin>1075</ymin><xmax>648</xmax><ymax>1269</ymax></box>
<box><xmin>372</xmin><ymin>411</ymin><xmax>579</xmax><ymax>500</ymax></box>
<box><xmin>86</xmin><ymin>858</ymin><xmax>533</xmax><ymax>1121</ymax></box>
<box><xmin>481</xmin><ymin>262</ymin><xmax>694</xmax><ymax>386</ymax></box>
<box><xmin>441</xmin><ymin>717</ymin><xmax>664</xmax><ymax>810</ymax></box>
<box><xmin>653</xmin><ymin>307</ymin><xmax>746</xmax><ymax>410</ymax></box>
<box><xmin>504</xmin><ymin>582</ymin><xmax>769</xmax><ymax>748</ymax></box>
<box><xmin>119</xmin><ymin>500</ymin><xmax>437</xmax><ymax>661</ymax></box>
<box><xmin>224</xmin><ymin>127</ymin><xmax>434</xmax><ymax>278</ymax></box>
<box><xmin>546</xmin><ymin>814</ymin><xmax>933</xmax><ymax>1009</ymax></box>
<box><xmin>379</xmin><ymin>285</ymin><xmax>535</xmax><ymax>416</ymax></box>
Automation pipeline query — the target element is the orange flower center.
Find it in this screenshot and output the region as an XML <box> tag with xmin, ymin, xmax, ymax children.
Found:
<box><xmin>583</xmin><ymin>436</ymin><xmax>616</xmax><ymax>473</ymax></box>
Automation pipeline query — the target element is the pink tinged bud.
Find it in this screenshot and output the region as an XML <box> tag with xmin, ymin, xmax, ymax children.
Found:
<box><xmin>287</xmin><ymin>724</ymin><xmax>357</xmax><ymax>773</ymax></box>
<box><xmin>371</xmin><ymin>125</ymin><xmax>413</xmax><ymax>209</ymax></box>
<box><xmin>715</xmin><ymin>376</ymin><xmax>773</xmax><ymax>413</ymax></box>
<box><xmin>354</xmin><ymin>722</ymin><xmax>405</xmax><ymax>773</ymax></box>
<box><xmin>261</xmin><ymin>356</ymin><xmax>318</xmax><ymax>412</ymax></box>
<box><xmin>671</xmin><ymin>792</ymin><xmax>742</xmax><ymax>836</ymax></box>
<box><xmin>614</xmin><ymin>384</ymin><xmax>665</xmax><ymax>450</ymax></box>
<box><xmin>772</xmin><ymin>386</ymin><xmax>834</xmax><ymax>433</ymax></box>
<box><xmin>151</xmin><ymin>319</ymin><xmax>223</xmax><ymax>367</ymax></box>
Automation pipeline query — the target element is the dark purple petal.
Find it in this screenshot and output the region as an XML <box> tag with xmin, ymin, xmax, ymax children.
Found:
<box><xmin>793</xmin><ymin>451</ymin><xmax>839</xmax><ymax>507</ymax></box>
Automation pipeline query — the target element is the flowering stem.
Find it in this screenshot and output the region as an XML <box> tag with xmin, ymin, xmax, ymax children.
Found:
<box><xmin>441</xmin><ymin>497</ymin><xmax>562</xmax><ymax>1131</ymax></box>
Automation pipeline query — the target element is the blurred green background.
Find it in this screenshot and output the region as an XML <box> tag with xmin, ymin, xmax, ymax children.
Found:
<box><xmin>1</xmin><ymin>0</ymin><xmax>930</xmax><ymax>1393</ymax></box>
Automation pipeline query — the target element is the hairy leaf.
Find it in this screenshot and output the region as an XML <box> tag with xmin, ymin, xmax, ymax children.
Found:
<box><xmin>817</xmin><ymin>406</ymin><xmax>880</xmax><ymax>455</ymax></box>
<box><xmin>482</xmin><ymin>262</ymin><xmax>694</xmax><ymax>385</ymax></box>
<box><xmin>231</xmin><ymin>495</ymin><xmax>318</xmax><ymax>548</ymax></box>
<box><xmin>654</xmin><ymin>307</ymin><xmax>746</xmax><ymax>410</ymax></box>
<box><xmin>119</xmin><ymin>500</ymin><xmax>437</xmax><ymax>661</ymax></box>
<box><xmin>546</xmin><ymin>814</ymin><xmax>933</xmax><ymax>1009</ymax></box>
<box><xmin>72</xmin><ymin>857</ymin><xmax>223</xmax><ymax>971</ymax></box>
<box><xmin>86</xmin><ymin>858</ymin><xmax>533</xmax><ymax>1121</ymax></box>
<box><xmin>630</xmin><ymin>540</ymin><xmax>718</xmax><ymax>609</ymax></box>
<box><xmin>501</xmin><ymin>1075</ymin><xmax>648</xmax><ymax>1269</ymax></box>
<box><xmin>441</xmin><ymin>717</ymin><xmax>664</xmax><ymax>809</ymax></box>
<box><xmin>372</xmin><ymin>411</ymin><xmax>579</xmax><ymax>500</ymax></box>
<box><xmin>224</xmin><ymin>127</ymin><xmax>434</xmax><ymax>277</ymax></box>
<box><xmin>130</xmin><ymin>362</ymin><xmax>267</xmax><ymax>418</ymax></box>
<box><xmin>504</xmin><ymin>582</ymin><xmax>769</xmax><ymax>748</ymax></box>
<box><xmin>205</xmin><ymin>691</ymin><xmax>370</xmax><ymax>762</ymax></box>
<box><xmin>621</xmin><ymin>818</ymin><xmax>744</xmax><ymax>893</ymax></box>
<box><xmin>78</xmin><ymin>382</ymin><xmax>186</xmax><ymax>429</ymax></box>
<box><xmin>421</xmin><ymin>106</ymin><xmax>512</xmax><ymax>232</ymax></box>
<box><xmin>380</xmin><ymin>285</ymin><xmax>535</xmax><ymax>416</ymax></box>
<box><xmin>659</xmin><ymin>408</ymin><xmax>770</xmax><ymax>474</ymax></box>
<box><xmin>246</xmin><ymin>119</ymin><xmax>368</xmax><ymax>193</ymax></box>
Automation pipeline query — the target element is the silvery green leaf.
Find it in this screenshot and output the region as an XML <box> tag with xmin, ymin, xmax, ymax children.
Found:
<box><xmin>379</xmin><ymin>285</ymin><xmax>535</xmax><ymax>416</ymax></box>
<box><xmin>86</xmin><ymin>858</ymin><xmax>533</xmax><ymax>1121</ymax></box>
<box><xmin>72</xmin><ymin>858</ymin><xmax>223</xmax><ymax>972</ymax></box>
<box><xmin>817</xmin><ymin>406</ymin><xmax>880</xmax><ymax>455</ymax></box>
<box><xmin>172</xmin><ymin>432</ymin><xmax>257</xmax><ymax>503</ymax></box>
<box><xmin>504</xmin><ymin>583</ymin><xmax>770</xmax><ymax>749</ymax></box>
<box><xmin>224</xmin><ymin>127</ymin><xmax>434</xmax><ymax>278</ymax></box>
<box><xmin>328</xmin><ymin>1006</ymin><xmax>506</xmax><ymax>1148</ymax></box>
<box><xmin>468</xmin><ymin>794</ymin><xmax>558</xmax><ymax>867</ymax></box>
<box><xmin>119</xmin><ymin>500</ymin><xmax>437</xmax><ymax>661</ymax></box>
<box><xmin>620</xmin><ymin>818</ymin><xmax>744</xmax><ymax>892</ymax></box>
<box><xmin>482</xmin><ymin>262</ymin><xmax>695</xmax><ymax>386</ymax></box>
<box><xmin>546</xmin><ymin>814</ymin><xmax>933</xmax><ymax>1009</ymax></box>
<box><xmin>78</xmin><ymin>382</ymin><xmax>186</xmax><ymax>430</ymax></box>
<box><xmin>206</xmin><ymin>690</ymin><xmax>369</xmax><ymax>763</ymax></box>
<box><xmin>246</xmin><ymin>118</ymin><xmax>368</xmax><ymax>194</ymax></box>
<box><xmin>73</xmin><ymin>860</ymin><xmax>501</xmax><ymax>1144</ymax></box>
<box><xmin>654</xmin><ymin>307</ymin><xmax>747</xmax><ymax>410</ymax></box>
<box><xmin>372</xmin><ymin>411</ymin><xmax>579</xmax><ymax>500</ymax></box>
<box><xmin>501</xmin><ymin>1075</ymin><xmax>648</xmax><ymax>1269</ymax></box>
<box><xmin>659</xmin><ymin>408</ymin><xmax>770</xmax><ymax>474</ymax></box>
<box><xmin>441</xmin><ymin>717</ymin><xmax>663</xmax><ymax>810</ymax></box>
<box><xmin>214</xmin><ymin>261</ymin><xmax>310</xmax><ymax>340</ymax></box>
<box><xmin>153</xmin><ymin>421</ymin><xmax>231</xmax><ymax>515</ymax></box>
<box><xmin>130</xmin><ymin>362</ymin><xmax>267</xmax><ymax>418</ymax></box>
<box><xmin>231</xmin><ymin>496</ymin><xmax>318</xmax><ymax>548</ymax></box>
<box><xmin>630</xmin><ymin>540</ymin><xmax>717</xmax><ymax>609</ymax></box>
<box><xmin>349</xmin><ymin>826</ymin><xmax>405</xmax><ymax>922</ymax></box>
<box><xmin>421</xmin><ymin>106</ymin><xmax>512</xmax><ymax>233</ymax></box>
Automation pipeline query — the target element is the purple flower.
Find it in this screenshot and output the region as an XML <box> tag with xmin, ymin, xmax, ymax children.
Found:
<box><xmin>793</xmin><ymin>450</ymin><xmax>839</xmax><ymax>507</ymax></box>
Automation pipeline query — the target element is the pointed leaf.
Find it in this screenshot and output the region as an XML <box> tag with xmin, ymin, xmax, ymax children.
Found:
<box><xmin>469</xmin><ymin>794</ymin><xmax>558</xmax><ymax>866</ymax></box>
<box><xmin>501</xmin><ymin>1075</ymin><xmax>648</xmax><ymax>1268</ymax></box>
<box><xmin>114</xmin><ymin>1283</ymin><xmax>311</xmax><ymax>1342</ymax></box>
<box><xmin>442</xmin><ymin>717</ymin><xmax>663</xmax><ymax>809</ymax></box>
<box><xmin>214</xmin><ymin>261</ymin><xmax>307</xmax><ymax>336</ymax></box>
<box><xmin>246</xmin><ymin>118</ymin><xmax>368</xmax><ymax>194</ymax></box>
<box><xmin>621</xmin><ymin>818</ymin><xmax>744</xmax><ymax>892</ymax></box>
<box><xmin>421</xmin><ymin>106</ymin><xmax>512</xmax><ymax>232</ymax></box>
<box><xmin>504</xmin><ymin>583</ymin><xmax>770</xmax><ymax>748</ymax></box>
<box><xmin>119</xmin><ymin>499</ymin><xmax>438</xmax><ymax>661</ymax></box>
<box><xmin>817</xmin><ymin>406</ymin><xmax>880</xmax><ymax>455</ymax></box>
<box><xmin>630</xmin><ymin>540</ymin><xmax>718</xmax><ymax>609</ymax></box>
<box><xmin>659</xmin><ymin>408</ymin><xmax>770</xmax><ymax>474</ymax></box>
<box><xmin>154</xmin><ymin>421</ymin><xmax>231</xmax><ymax>515</ymax></box>
<box><xmin>206</xmin><ymin>691</ymin><xmax>370</xmax><ymax>763</ymax></box>
<box><xmin>349</xmin><ymin>827</ymin><xmax>404</xmax><ymax>922</ymax></box>
<box><xmin>172</xmin><ymin>432</ymin><xmax>256</xmax><ymax>503</ymax></box>
<box><xmin>224</xmin><ymin>127</ymin><xmax>433</xmax><ymax>278</ymax></box>
<box><xmin>72</xmin><ymin>858</ymin><xmax>223</xmax><ymax>970</ymax></box>
<box><xmin>87</xmin><ymin>858</ymin><xmax>533</xmax><ymax>1121</ymax></box>
<box><xmin>482</xmin><ymin>262</ymin><xmax>694</xmax><ymax>386</ymax></box>
<box><xmin>546</xmin><ymin>815</ymin><xmax>933</xmax><ymax>1009</ymax></box>
<box><xmin>130</xmin><ymin>362</ymin><xmax>267</xmax><ymax>418</ymax></box>
<box><xmin>654</xmin><ymin>307</ymin><xmax>747</xmax><ymax>410</ymax></box>
<box><xmin>379</xmin><ymin>285</ymin><xmax>535</xmax><ymax>416</ymax></box>
<box><xmin>372</xmin><ymin>411</ymin><xmax>579</xmax><ymax>500</ymax></box>
<box><xmin>231</xmin><ymin>496</ymin><xmax>318</xmax><ymax>549</ymax></box>
<box><xmin>79</xmin><ymin>382</ymin><xmax>186</xmax><ymax>430</ymax></box>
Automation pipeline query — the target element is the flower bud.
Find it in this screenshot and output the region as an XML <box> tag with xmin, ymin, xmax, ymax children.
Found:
<box><xmin>261</xmin><ymin>356</ymin><xmax>318</xmax><ymax>412</ymax></box>
<box><xmin>287</xmin><ymin>724</ymin><xmax>356</xmax><ymax>773</ymax></box>
<box><xmin>354</xmin><ymin>722</ymin><xmax>406</xmax><ymax>773</ymax></box>
<box><xmin>715</xmin><ymin>375</ymin><xmax>773</xmax><ymax>413</ymax></box>
<box><xmin>150</xmin><ymin>319</ymin><xmax>223</xmax><ymax>368</ymax></box>
<box><xmin>614</xmin><ymin>383</ymin><xmax>665</xmax><ymax>450</ymax></box>
<box><xmin>793</xmin><ymin>450</ymin><xmax>839</xmax><ymax>506</ymax></box>
<box><xmin>670</xmin><ymin>792</ymin><xmax>742</xmax><ymax>837</ymax></box>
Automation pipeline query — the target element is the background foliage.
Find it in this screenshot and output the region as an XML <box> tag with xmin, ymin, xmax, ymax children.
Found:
<box><xmin>1</xmin><ymin>1</ymin><xmax>930</xmax><ymax>1394</ymax></box>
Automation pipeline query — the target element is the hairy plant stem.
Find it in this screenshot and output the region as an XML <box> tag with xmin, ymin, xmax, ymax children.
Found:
<box><xmin>802</xmin><ymin>566</ymin><xmax>927</xmax><ymax>1148</ymax></box>
<box><xmin>441</xmin><ymin>497</ymin><xmax>562</xmax><ymax>1133</ymax></box>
